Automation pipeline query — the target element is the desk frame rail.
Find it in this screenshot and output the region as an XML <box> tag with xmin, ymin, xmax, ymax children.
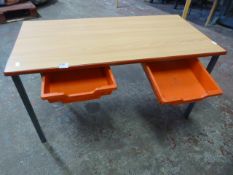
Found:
<box><xmin>11</xmin><ymin>55</ymin><xmax>220</xmax><ymax>143</ymax></box>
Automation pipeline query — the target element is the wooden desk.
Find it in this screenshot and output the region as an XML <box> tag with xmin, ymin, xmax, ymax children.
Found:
<box><xmin>4</xmin><ymin>15</ymin><xmax>226</xmax><ymax>143</ymax></box>
<box><xmin>4</xmin><ymin>15</ymin><xmax>225</xmax><ymax>75</ymax></box>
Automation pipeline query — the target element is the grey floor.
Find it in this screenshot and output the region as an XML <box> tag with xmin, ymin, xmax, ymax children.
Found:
<box><xmin>0</xmin><ymin>0</ymin><xmax>233</xmax><ymax>175</ymax></box>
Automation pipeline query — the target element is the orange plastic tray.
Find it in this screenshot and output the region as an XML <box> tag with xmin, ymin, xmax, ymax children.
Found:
<box><xmin>143</xmin><ymin>58</ymin><xmax>223</xmax><ymax>104</ymax></box>
<box><xmin>41</xmin><ymin>66</ymin><xmax>117</xmax><ymax>103</ymax></box>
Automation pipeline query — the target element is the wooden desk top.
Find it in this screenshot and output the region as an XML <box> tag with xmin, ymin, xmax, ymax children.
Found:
<box><xmin>4</xmin><ymin>15</ymin><xmax>226</xmax><ymax>75</ymax></box>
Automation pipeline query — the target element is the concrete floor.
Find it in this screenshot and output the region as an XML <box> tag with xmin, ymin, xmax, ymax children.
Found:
<box><xmin>0</xmin><ymin>0</ymin><xmax>233</xmax><ymax>175</ymax></box>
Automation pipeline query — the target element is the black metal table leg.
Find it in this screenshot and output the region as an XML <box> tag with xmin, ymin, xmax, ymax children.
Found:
<box><xmin>12</xmin><ymin>75</ymin><xmax>47</xmax><ymax>143</ymax></box>
<box><xmin>206</xmin><ymin>55</ymin><xmax>220</xmax><ymax>73</ymax></box>
<box><xmin>184</xmin><ymin>56</ymin><xmax>220</xmax><ymax>119</ymax></box>
<box><xmin>184</xmin><ymin>102</ymin><xmax>195</xmax><ymax>119</ymax></box>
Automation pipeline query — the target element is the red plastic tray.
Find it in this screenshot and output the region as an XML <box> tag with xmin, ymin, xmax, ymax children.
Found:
<box><xmin>41</xmin><ymin>66</ymin><xmax>117</xmax><ymax>103</ymax></box>
<box><xmin>143</xmin><ymin>58</ymin><xmax>223</xmax><ymax>104</ymax></box>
